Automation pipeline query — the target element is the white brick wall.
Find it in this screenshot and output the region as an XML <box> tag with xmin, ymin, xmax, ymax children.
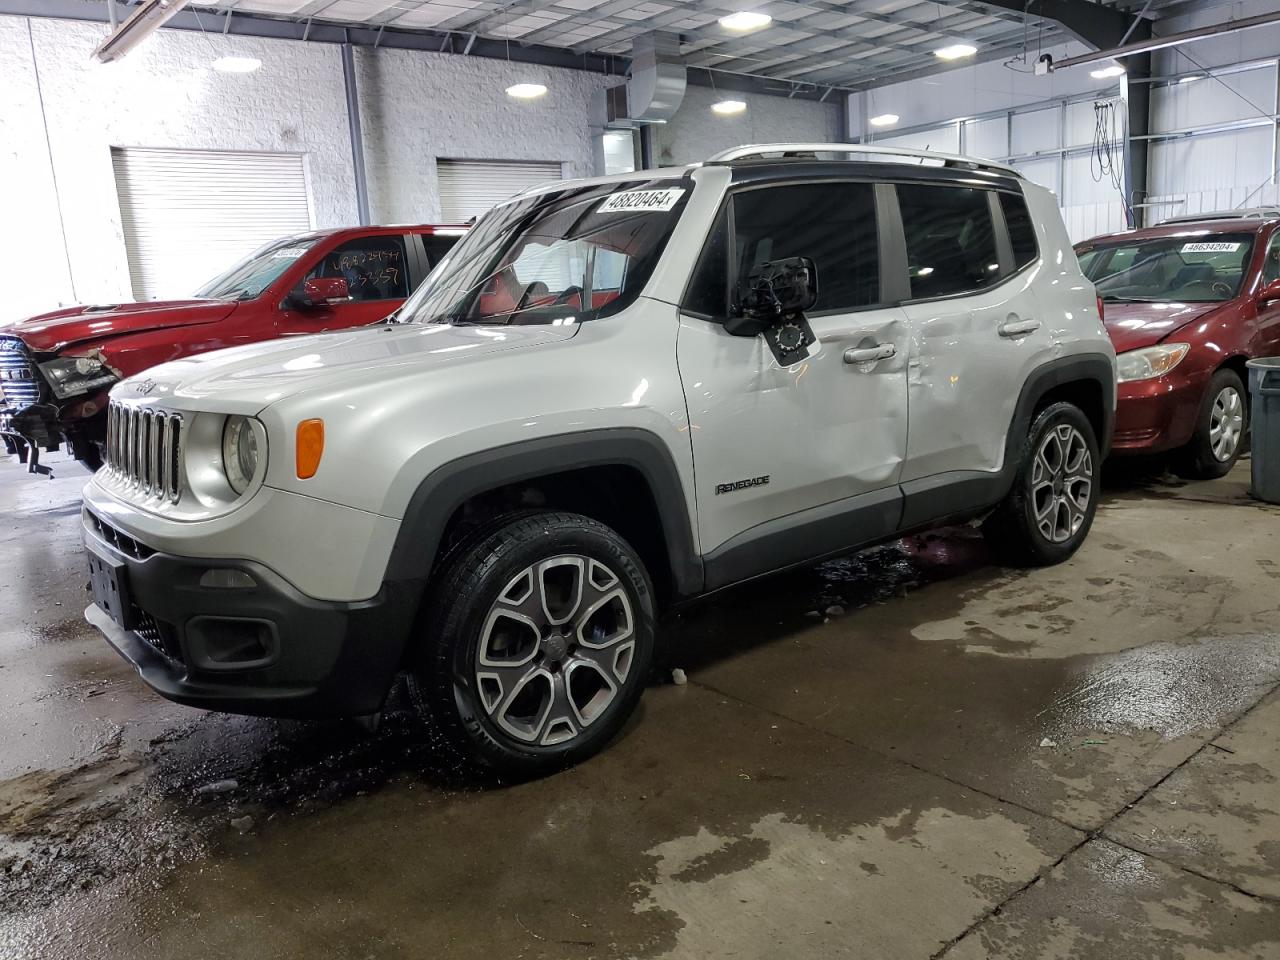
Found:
<box><xmin>656</xmin><ymin>84</ymin><xmax>842</xmax><ymax>166</ymax></box>
<box><xmin>0</xmin><ymin>17</ymin><xmax>76</xmax><ymax>317</ymax></box>
<box><xmin>355</xmin><ymin>47</ymin><xmax>615</xmax><ymax>223</ymax></box>
<box><xmin>3</xmin><ymin>16</ymin><xmax>357</xmax><ymax>318</ymax></box>
<box><xmin>0</xmin><ymin>14</ymin><xmax>616</xmax><ymax>319</ymax></box>
<box><xmin>0</xmin><ymin>14</ymin><xmax>840</xmax><ymax>321</ymax></box>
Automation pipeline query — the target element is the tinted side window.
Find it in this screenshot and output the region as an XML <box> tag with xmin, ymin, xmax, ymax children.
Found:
<box><xmin>731</xmin><ymin>182</ymin><xmax>880</xmax><ymax>313</ymax></box>
<box><xmin>422</xmin><ymin>236</ymin><xmax>459</xmax><ymax>269</ymax></box>
<box><xmin>898</xmin><ymin>184</ymin><xmax>1000</xmax><ymax>299</ymax></box>
<box><xmin>684</xmin><ymin>208</ymin><xmax>730</xmax><ymax>317</ymax></box>
<box><xmin>1264</xmin><ymin>231</ymin><xmax>1280</xmax><ymax>285</ymax></box>
<box><xmin>307</xmin><ymin>236</ymin><xmax>408</xmax><ymax>301</ymax></box>
<box><xmin>1000</xmin><ymin>192</ymin><xmax>1039</xmax><ymax>269</ymax></box>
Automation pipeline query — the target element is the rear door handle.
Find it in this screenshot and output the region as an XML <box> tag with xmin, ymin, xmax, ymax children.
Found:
<box><xmin>843</xmin><ymin>343</ymin><xmax>896</xmax><ymax>365</ymax></box>
<box><xmin>998</xmin><ymin>317</ymin><xmax>1041</xmax><ymax>338</ymax></box>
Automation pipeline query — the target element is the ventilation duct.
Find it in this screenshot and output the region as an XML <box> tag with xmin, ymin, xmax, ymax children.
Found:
<box><xmin>609</xmin><ymin>33</ymin><xmax>686</xmax><ymax>125</ymax></box>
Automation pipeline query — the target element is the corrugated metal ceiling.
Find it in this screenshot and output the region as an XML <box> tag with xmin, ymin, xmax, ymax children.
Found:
<box><xmin>199</xmin><ymin>0</ymin><xmax>1099</xmax><ymax>89</ymax></box>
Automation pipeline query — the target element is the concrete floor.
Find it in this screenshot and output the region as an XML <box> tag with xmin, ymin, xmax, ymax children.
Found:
<box><xmin>1</xmin><ymin>450</ymin><xmax>1279</xmax><ymax>959</ymax></box>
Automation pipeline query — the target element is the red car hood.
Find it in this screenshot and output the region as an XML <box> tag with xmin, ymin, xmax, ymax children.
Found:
<box><xmin>0</xmin><ymin>299</ymin><xmax>237</xmax><ymax>353</ymax></box>
<box><xmin>1103</xmin><ymin>300</ymin><xmax>1222</xmax><ymax>353</ymax></box>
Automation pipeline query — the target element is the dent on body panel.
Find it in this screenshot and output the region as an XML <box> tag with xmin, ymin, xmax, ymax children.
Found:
<box><xmin>353</xmin><ymin>313</ymin><xmax>694</xmax><ymax>522</ymax></box>
<box><xmin>807</xmin><ymin>314</ymin><xmax>909</xmax><ymax>490</ymax></box>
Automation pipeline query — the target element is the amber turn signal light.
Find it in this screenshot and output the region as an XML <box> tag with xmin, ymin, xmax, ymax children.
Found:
<box><xmin>296</xmin><ymin>419</ymin><xmax>325</xmax><ymax>479</ymax></box>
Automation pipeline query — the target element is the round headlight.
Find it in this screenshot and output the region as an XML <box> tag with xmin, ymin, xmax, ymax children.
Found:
<box><xmin>222</xmin><ymin>416</ymin><xmax>261</xmax><ymax>495</ymax></box>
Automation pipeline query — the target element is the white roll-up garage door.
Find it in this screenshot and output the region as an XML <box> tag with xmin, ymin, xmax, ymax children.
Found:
<box><xmin>437</xmin><ymin>159</ymin><xmax>564</xmax><ymax>222</ymax></box>
<box><xmin>112</xmin><ymin>147</ymin><xmax>313</xmax><ymax>301</ymax></box>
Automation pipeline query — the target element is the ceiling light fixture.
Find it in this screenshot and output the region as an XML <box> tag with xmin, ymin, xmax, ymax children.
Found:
<box><xmin>1090</xmin><ymin>63</ymin><xmax>1126</xmax><ymax>79</ymax></box>
<box><xmin>213</xmin><ymin>55</ymin><xmax>262</xmax><ymax>73</ymax></box>
<box><xmin>93</xmin><ymin>0</ymin><xmax>190</xmax><ymax>63</ymax></box>
<box><xmin>934</xmin><ymin>43</ymin><xmax>978</xmax><ymax>60</ymax></box>
<box><xmin>719</xmin><ymin>11</ymin><xmax>772</xmax><ymax>32</ymax></box>
<box><xmin>506</xmin><ymin>82</ymin><xmax>548</xmax><ymax>99</ymax></box>
<box><xmin>712</xmin><ymin>99</ymin><xmax>747</xmax><ymax>116</ymax></box>
<box><xmin>869</xmin><ymin>113</ymin><xmax>900</xmax><ymax>127</ymax></box>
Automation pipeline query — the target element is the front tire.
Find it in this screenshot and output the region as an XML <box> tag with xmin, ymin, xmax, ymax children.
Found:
<box><xmin>984</xmin><ymin>402</ymin><xmax>1100</xmax><ymax>566</ymax></box>
<box><xmin>407</xmin><ymin>511</ymin><xmax>655</xmax><ymax>777</ymax></box>
<box><xmin>1176</xmin><ymin>368</ymin><xmax>1246</xmax><ymax>480</ymax></box>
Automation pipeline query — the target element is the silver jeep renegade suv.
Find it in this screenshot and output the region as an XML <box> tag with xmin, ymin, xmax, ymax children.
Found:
<box><xmin>83</xmin><ymin>144</ymin><xmax>1116</xmax><ymax>774</ymax></box>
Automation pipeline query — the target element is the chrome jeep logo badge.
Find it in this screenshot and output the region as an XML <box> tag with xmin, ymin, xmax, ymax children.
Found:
<box><xmin>134</xmin><ymin>378</ymin><xmax>157</xmax><ymax>396</ymax></box>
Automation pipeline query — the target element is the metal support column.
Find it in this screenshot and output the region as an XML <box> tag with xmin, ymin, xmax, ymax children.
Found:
<box><xmin>639</xmin><ymin>125</ymin><xmax>654</xmax><ymax>170</ymax></box>
<box><xmin>340</xmin><ymin>41</ymin><xmax>371</xmax><ymax>226</ymax></box>
<box><xmin>1123</xmin><ymin>52</ymin><xmax>1152</xmax><ymax>228</ymax></box>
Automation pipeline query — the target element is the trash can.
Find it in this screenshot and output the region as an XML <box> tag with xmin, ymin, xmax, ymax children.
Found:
<box><xmin>1247</xmin><ymin>357</ymin><xmax>1280</xmax><ymax>504</ymax></box>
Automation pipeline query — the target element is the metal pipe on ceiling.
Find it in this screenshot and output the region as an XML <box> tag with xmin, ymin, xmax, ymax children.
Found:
<box><xmin>1048</xmin><ymin>10</ymin><xmax>1280</xmax><ymax>71</ymax></box>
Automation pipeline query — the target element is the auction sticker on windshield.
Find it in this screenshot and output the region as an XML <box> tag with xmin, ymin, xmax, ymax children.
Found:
<box><xmin>1182</xmin><ymin>242</ymin><xmax>1242</xmax><ymax>253</ymax></box>
<box><xmin>598</xmin><ymin>188</ymin><xmax>685</xmax><ymax>214</ymax></box>
<box><xmin>271</xmin><ymin>247</ymin><xmax>311</xmax><ymax>259</ymax></box>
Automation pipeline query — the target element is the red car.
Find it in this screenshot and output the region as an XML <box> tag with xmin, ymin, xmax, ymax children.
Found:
<box><xmin>0</xmin><ymin>224</ymin><xmax>463</xmax><ymax>473</ymax></box>
<box><xmin>1076</xmin><ymin>209</ymin><xmax>1280</xmax><ymax>478</ymax></box>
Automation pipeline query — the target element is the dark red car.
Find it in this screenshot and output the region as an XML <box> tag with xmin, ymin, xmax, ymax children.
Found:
<box><xmin>1076</xmin><ymin>209</ymin><xmax>1280</xmax><ymax>478</ymax></box>
<box><xmin>0</xmin><ymin>224</ymin><xmax>463</xmax><ymax>473</ymax></box>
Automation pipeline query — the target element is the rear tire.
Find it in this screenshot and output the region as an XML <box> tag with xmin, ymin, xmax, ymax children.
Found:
<box><xmin>984</xmin><ymin>402</ymin><xmax>1100</xmax><ymax>566</ymax></box>
<box><xmin>1176</xmin><ymin>368</ymin><xmax>1246</xmax><ymax>480</ymax></box>
<box><xmin>407</xmin><ymin>510</ymin><xmax>655</xmax><ymax>777</ymax></box>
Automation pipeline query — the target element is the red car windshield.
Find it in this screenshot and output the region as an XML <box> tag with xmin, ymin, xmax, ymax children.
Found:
<box><xmin>193</xmin><ymin>236</ymin><xmax>319</xmax><ymax>301</ymax></box>
<box><xmin>1077</xmin><ymin>233</ymin><xmax>1255</xmax><ymax>304</ymax></box>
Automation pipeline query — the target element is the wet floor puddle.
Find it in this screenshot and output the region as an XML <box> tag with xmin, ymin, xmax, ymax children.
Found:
<box><xmin>1</xmin><ymin>517</ymin><xmax>1277</xmax><ymax>957</ymax></box>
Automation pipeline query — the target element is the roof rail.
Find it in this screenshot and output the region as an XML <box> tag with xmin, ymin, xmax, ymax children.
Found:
<box><xmin>705</xmin><ymin>142</ymin><xmax>1023</xmax><ymax>179</ymax></box>
<box><xmin>1158</xmin><ymin>207</ymin><xmax>1280</xmax><ymax>225</ymax></box>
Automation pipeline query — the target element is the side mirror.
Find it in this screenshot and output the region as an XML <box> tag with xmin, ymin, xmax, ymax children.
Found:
<box><xmin>725</xmin><ymin>257</ymin><xmax>819</xmax><ymax>337</ymax></box>
<box><xmin>1258</xmin><ymin>278</ymin><xmax>1280</xmax><ymax>307</ymax></box>
<box><xmin>292</xmin><ymin>277</ymin><xmax>350</xmax><ymax>309</ymax></box>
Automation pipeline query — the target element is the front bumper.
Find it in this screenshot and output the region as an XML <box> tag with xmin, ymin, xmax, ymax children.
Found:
<box><xmin>1111</xmin><ymin>369</ymin><xmax>1208</xmax><ymax>455</ymax></box>
<box><xmin>82</xmin><ymin>507</ymin><xmax>422</xmax><ymax>718</ymax></box>
<box><xmin>1</xmin><ymin>400</ymin><xmax>107</xmax><ymax>471</ymax></box>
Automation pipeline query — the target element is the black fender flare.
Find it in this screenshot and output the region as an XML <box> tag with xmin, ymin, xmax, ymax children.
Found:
<box><xmin>898</xmin><ymin>352</ymin><xmax>1116</xmax><ymax>531</ymax></box>
<box><xmin>383</xmin><ymin>428</ymin><xmax>704</xmax><ymax>597</ymax></box>
<box><xmin>1006</xmin><ymin>352</ymin><xmax>1116</xmax><ymax>462</ymax></box>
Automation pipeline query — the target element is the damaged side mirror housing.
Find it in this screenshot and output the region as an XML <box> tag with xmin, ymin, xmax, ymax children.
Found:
<box><xmin>725</xmin><ymin>257</ymin><xmax>819</xmax><ymax>337</ymax></box>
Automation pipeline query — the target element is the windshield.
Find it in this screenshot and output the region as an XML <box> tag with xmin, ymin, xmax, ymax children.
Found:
<box><xmin>1077</xmin><ymin>233</ymin><xmax>1255</xmax><ymax>303</ymax></box>
<box><xmin>399</xmin><ymin>178</ymin><xmax>689</xmax><ymax>326</ymax></box>
<box><xmin>193</xmin><ymin>236</ymin><xmax>319</xmax><ymax>301</ymax></box>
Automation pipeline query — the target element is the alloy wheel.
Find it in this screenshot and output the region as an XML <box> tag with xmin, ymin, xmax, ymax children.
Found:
<box><xmin>1208</xmin><ymin>386</ymin><xmax>1245</xmax><ymax>462</ymax></box>
<box><xmin>475</xmin><ymin>555</ymin><xmax>635</xmax><ymax>747</ymax></box>
<box><xmin>1031</xmin><ymin>424</ymin><xmax>1094</xmax><ymax>544</ymax></box>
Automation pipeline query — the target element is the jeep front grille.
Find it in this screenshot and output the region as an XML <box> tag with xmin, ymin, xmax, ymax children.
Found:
<box><xmin>0</xmin><ymin>337</ymin><xmax>41</xmax><ymax>410</ymax></box>
<box><xmin>106</xmin><ymin>400</ymin><xmax>184</xmax><ymax>503</ymax></box>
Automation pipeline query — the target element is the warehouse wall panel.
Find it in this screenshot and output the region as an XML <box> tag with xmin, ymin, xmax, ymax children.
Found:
<box><xmin>355</xmin><ymin>47</ymin><xmax>613</xmax><ymax>223</ymax></box>
<box><xmin>15</xmin><ymin>17</ymin><xmax>355</xmax><ymax>310</ymax></box>
<box><xmin>0</xmin><ymin>14</ymin><xmax>616</xmax><ymax>313</ymax></box>
<box><xmin>654</xmin><ymin>84</ymin><xmax>841</xmax><ymax>167</ymax></box>
<box><xmin>0</xmin><ymin>17</ymin><xmax>75</xmax><ymax>323</ymax></box>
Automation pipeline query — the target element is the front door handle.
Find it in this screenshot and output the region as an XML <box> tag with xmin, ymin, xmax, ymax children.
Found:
<box><xmin>998</xmin><ymin>316</ymin><xmax>1041</xmax><ymax>338</ymax></box>
<box><xmin>843</xmin><ymin>343</ymin><xmax>896</xmax><ymax>365</ymax></box>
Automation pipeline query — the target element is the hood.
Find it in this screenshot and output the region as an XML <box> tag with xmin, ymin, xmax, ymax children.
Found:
<box><xmin>114</xmin><ymin>322</ymin><xmax>581</xmax><ymax>414</ymax></box>
<box><xmin>1103</xmin><ymin>301</ymin><xmax>1223</xmax><ymax>353</ymax></box>
<box><xmin>0</xmin><ymin>300</ymin><xmax>237</xmax><ymax>353</ymax></box>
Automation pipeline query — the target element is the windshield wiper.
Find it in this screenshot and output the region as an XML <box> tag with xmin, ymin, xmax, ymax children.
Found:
<box><xmin>208</xmin><ymin>287</ymin><xmax>256</xmax><ymax>301</ymax></box>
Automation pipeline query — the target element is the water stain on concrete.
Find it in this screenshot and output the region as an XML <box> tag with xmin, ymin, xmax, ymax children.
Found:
<box><xmin>2</xmin><ymin>453</ymin><xmax>1279</xmax><ymax>960</ymax></box>
<box><xmin>1107</xmin><ymin>691</ymin><xmax>1280</xmax><ymax>901</ymax></box>
<box><xmin>637</xmin><ymin>808</ymin><xmax>1057</xmax><ymax>960</ymax></box>
<box><xmin>946</xmin><ymin>839</ymin><xmax>1280</xmax><ymax>960</ymax></box>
